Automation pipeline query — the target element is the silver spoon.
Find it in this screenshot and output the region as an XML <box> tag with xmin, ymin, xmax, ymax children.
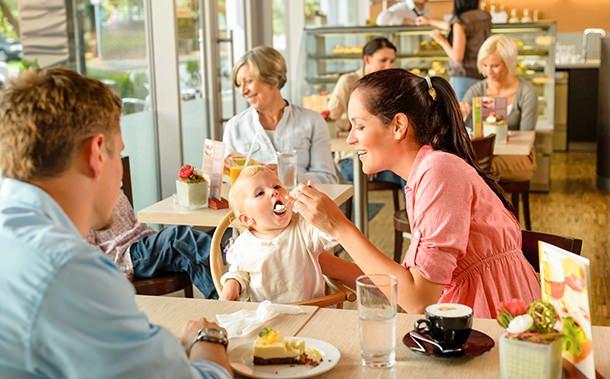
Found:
<box><xmin>410</xmin><ymin>331</ymin><xmax>464</xmax><ymax>354</ymax></box>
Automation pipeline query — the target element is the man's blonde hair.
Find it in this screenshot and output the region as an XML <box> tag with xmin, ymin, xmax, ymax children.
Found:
<box><xmin>477</xmin><ymin>34</ymin><xmax>519</xmax><ymax>75</ymax></box>
<box><xmin>0</xmin><ymin>67</ymin><xmax>122</xmax><ymax>181</ymax></box>
<box><xmin>228</xmin><ymin>165</ymin><xmax>273</xmax><ymax>218</ymax></box>
<box><xmin>232</xmin><ymin>46</ymin><xmax>287</xmax><ymax>89</ymax></box>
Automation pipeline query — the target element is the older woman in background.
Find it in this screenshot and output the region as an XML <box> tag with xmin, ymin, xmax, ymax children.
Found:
<box><xmin>461</xmin><ymin>34</ymin><xmax>538</xmax><ymax>181</ymax></box>
<box><xmin>223</xmin><ymin>46</ymin><xmax>337</xmax><ymax>184</ymax></box>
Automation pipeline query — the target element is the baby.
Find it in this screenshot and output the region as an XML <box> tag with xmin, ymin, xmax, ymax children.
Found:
<box><xmin>220</xmin><ymin>165</ymin><xmax>340</xmax><ymax>303</ymax></box>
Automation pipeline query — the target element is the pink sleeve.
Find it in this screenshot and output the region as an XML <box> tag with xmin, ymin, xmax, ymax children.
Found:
<box><xmin>402</xmin><ymin>163</ymin><xmax>473</xmax><ymax>285</ymax></box>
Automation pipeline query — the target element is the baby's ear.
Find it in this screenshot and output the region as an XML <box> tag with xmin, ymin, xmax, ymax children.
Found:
<box><xmin>238</xmin><ymin>214</ymin><xmax>255</xmax><ymax>228</ymax></box>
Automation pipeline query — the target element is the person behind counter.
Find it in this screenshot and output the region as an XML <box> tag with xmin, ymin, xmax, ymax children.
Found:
<box><xmin>416</xmin><ymin>0</ymin><xmax>491</xmax><ymax>100</ymax></box>
<box><xmin>461</xmin><ymin>34</ymin><xmax>538</xmax><ymax>182</ymax></box>
<box><xmin>223</xmin><ymin>46</ymin><xmax>337</xmax><ymax>184</ymax></box>
<box><xmin>326</xmin><ymin>37</ymin><xmax>403</xmax><ymax>187</ymax></box>
<box><xmin>376</xmin><ymin>0</ymin><xmax>430</xmax><ymax>26</ymax></box>
<box><xmin>291</xmin><ymin>69</ymin><xmax>540</xmax><ymax>318</ymax></box>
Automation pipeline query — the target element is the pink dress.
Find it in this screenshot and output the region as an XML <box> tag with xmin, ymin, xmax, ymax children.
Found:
<box><xmin>402</xmin><ymin>145</ymin><xmax>540</xmax><ymax>318</ymax></box>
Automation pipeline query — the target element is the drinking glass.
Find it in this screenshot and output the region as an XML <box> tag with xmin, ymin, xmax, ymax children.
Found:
<box><xmin>277</xmin><ymin>150</ymin><xmax>298</xmax><ymax>190</ymax></box>
<box><xmin>356</xmin><ymin>274</ymin><xmax>398</xmax><ymax>368</ymax></box>
<box><xmin>227</xmin><ymin>156</ymin><xmax>245</xmax><ymax>184</ymax></box>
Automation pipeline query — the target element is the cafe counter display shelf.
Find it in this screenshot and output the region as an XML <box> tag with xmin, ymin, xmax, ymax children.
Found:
<box><xmin>302</xmin><ymin>22</ymin><xmax>556</xmax><ymax>130</ymax></box>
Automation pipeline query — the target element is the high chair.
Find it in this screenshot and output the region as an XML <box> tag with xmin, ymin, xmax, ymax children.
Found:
<box><xmin>209</xmin><ymin>211</ymin><xmax>356</xmax><ymax>308</ymax></box>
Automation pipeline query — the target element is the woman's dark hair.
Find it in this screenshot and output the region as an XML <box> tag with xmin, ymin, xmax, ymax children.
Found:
<box><xmin>454</xmin><ymin>0</ymin><xmax>479</xmax><ymax>17</ymax></box>
<box><xmin>353</xmin><ymin>68</ymin><xmax>514</xmax><ymax>214</ymax></box>
<box><xmin>362</xmin><ymin>37</ymin><xmax>397</xmax><ymax>58</ymax></box>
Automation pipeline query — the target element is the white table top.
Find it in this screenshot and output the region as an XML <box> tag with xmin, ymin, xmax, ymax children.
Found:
<box><xmin>137</xmin><ymin>183</ymin><xmax>353</xmax><ymax>227</ymax></box>
<box><xmin>136</xmin><ymin>296</ymin><xmax>610</xmax><ymax>378</ymax></box>
<box><xmin>331</xmin><ymin>130</ymin><xmax>535</xmax><ymax>157</ymax></box>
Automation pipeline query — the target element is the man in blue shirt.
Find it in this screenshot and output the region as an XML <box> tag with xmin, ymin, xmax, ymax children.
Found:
<box><xmin>0</xmin><ymin>68</ymin><xmax>232</xmax><ymax>378</ymax></box>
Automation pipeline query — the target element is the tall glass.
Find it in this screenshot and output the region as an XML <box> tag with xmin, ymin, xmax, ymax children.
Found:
<box><xmin>356</xmin><ymin>274</ymin><xmax>397</xmax><ymax>368</ymax></box>
<box><xmin>277</xmin><ymin>150</ymin><xmax>298</xmax><ymax>190</ymax></box>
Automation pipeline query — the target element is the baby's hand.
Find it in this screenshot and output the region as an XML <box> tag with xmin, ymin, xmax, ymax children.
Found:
<box><xmin>220</xmin><ymin>279</ymin><xmax>241</xmax><ymax>301</ymax></box>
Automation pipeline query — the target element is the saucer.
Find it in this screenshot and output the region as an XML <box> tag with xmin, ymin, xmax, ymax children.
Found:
<box><xmin>403</xmin><ymin>329</ymin><xmax>495</xmax><ymax>358</ymax></box>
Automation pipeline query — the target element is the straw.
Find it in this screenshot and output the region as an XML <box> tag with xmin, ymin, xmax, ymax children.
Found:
<box><xmin>243</xmin><ymin>131</ymin><xmax>260</xmax><ymax>169</ymax></box>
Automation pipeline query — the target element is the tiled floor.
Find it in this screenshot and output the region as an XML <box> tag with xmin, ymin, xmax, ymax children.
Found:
<box><xmin>366</xmin><ymin>151</ymin><xmax>610</xmax><ymax>326</ymax></box>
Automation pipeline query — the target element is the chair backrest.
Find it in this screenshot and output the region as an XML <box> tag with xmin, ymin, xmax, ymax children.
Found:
<box><xmin>471</xmin><ymin>134</ymin><xmax>496</xmax><ymax>174</ymax></box>
<box><xmin>209</xmin><ymin>211</ymin><xmax>355</xmax><ymax>307</ymax></box>
<box><xmin>121</xmin><ymin>156</ymin><xmax>134</xmax><ymax>206</ymax></box>
<box><xmin>521</xmin><ymin>230</ymin><xmax>583</xmax><ymax>272</ymax></box>
<box><xmin>210</xmin><ymin>211</ymin><xmax>236</xmax><ymax>294</ymax></box>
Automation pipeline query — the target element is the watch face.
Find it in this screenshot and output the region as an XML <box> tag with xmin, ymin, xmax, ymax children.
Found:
<box><xmin>204</xmin><ymin>327</ymin><xmax>226</xmax><ymax>339</ymax></box>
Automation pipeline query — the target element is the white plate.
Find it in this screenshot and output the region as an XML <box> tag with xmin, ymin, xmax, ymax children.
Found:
<box><xmin>228</xmin><ymin>337</ymin><xmax>340</xmax><ymax>379</ymax></box>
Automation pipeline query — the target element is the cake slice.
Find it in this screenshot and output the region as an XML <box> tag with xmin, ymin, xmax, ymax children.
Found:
<box><xmin>252</xmin><ymin>328</ymin><xmax>310</xmax><ymax>365</ymax></box>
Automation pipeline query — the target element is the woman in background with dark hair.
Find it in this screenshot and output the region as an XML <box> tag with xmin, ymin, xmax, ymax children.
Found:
<box><xmin>327</xmin><ymin>36</ymin><xmax>402</xmax><ymax>186</ymax></box>
<box><xmin>292</xmin><ymin>69</ymin><xmax>540</xmax><ymax>318</ymax></box>
<box><xmin>417</xmin><ymin>0</ymin><xmax>491</xmax><ymax>100</ymax></box>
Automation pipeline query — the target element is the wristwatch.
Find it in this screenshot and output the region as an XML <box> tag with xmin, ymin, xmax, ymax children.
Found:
<box><xmin>189</xmin><ymin>327</ymin><xmax>229</xmax><ymax>353</ymax></box>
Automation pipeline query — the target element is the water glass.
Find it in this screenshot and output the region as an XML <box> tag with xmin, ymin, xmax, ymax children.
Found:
<box><xmin>356</xmin><ymin>274</ymin><xmax>398</xmax><ymax>368</ymax></box>
<box><xmin>277</xmin><ymin>150</ymin><xmax>298</xmax><ymax>190</ymax></box>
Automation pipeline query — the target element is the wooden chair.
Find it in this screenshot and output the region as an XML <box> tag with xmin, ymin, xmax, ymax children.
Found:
<box><xmin>210</xmin><ymin>211</ymin><xmax>356</xmax><ymax>308</ymax></box>
<box><xmin>521</xmin><ymin>230</ymin><xmax>582</xmax><ymax>272</ymax></box>
<box><xmin>392</xmin><ymin>135</ymin><xmax>499</xmax><ymax>263</ymax></box>
<box><xmin>121</xmin><ymin>156</ymin><xmax>194</xmax><ymax>298</ymax></box>
<box><xmin>502</xmin><ymin>180</ymin><xmax>532</xmax><ymax>231</ymax></box>
<box><xmin>471</xmin><ymin>134</ymin><xmax>496</xmax><ymax>174</ymax></box>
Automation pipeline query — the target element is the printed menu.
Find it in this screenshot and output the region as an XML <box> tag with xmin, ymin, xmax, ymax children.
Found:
<box><xmin>539</xmin><ymin>242</ymin><xmax>595</xmax><ymax>378</ymax></box>
<box><xmin>202</xmin><ymin>139</ymin><xmax>225</xmax><ymax>201</ymax></box>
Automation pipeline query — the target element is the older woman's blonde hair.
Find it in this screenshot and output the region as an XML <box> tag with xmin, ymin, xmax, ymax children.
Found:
<box><xmin>477</xmin><ymin>35</ymin><xmax>519</xmax><ymax>75</ymax></box>
<box><xmin>231</xmin><ymin>46</ymin><xmax>287</xmax><ymax>89</ymax></box>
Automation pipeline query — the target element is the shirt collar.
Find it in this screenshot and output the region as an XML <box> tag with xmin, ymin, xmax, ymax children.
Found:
<box><xmin>405</xmin><ymin>145</ymin><xmax>434</xmax><ymax>190</ymax></box>
<box><xmin>0</xmin><ymin>178</ymin><xmax>81</xmax><ymax>237</ymax></box>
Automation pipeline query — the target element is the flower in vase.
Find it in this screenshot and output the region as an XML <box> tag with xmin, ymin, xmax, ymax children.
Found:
<box><xmin>507</xmin><ymin>314</ymin><xmax>533</xmax><ymax>334</ymax></box>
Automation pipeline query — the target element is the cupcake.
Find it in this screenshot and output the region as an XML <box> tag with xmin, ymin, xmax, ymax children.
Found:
<box><xmin>176</xmin><ymin>164</ymin><xmax>209</xmax><ymax>208</ymax></box>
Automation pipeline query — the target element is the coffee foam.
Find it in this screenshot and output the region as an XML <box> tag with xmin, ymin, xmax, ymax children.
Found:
<box><xmin>426</xmin><ymin>303</ymin><xmax>472</xmax><ymax>318</ymax></box>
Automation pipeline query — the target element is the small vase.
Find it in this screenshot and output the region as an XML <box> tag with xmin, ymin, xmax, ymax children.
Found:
<box><xmin>176</xmin><ymin>180</ymin><xmax>209</xmax><ymax>208</ymax></box>
<box><xmin>499</xmin><ymin>334</ymin><xmax>562</xmax><ymax>379</ymax></box>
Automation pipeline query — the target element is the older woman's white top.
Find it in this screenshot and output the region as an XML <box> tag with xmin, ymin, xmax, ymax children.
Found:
<box><xmin>223</xmin><ymin>102</ymin><xmax>338</xmax><ymax>184</ymax></box>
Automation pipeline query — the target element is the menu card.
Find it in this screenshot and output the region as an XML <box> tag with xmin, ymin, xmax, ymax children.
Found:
<box><xmin>539</xmin><ymin>242</ymin><xmax>595</xmax><ymax>378</ymax></box>
<box><xmin>202</xmin><ymin>139</ymin><xmax>225</xmax><ymax>201</ymax></box>
<box><xmin>472</xmin><ymin>96</ymin><xmax>508</xmax><ymax>140</ymax></box>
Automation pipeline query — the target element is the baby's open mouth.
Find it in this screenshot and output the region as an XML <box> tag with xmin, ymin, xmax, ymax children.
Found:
<box><xmin>273</xmin><ymin>200</ymin><xmax>287</xmax><ymax>215</ymax></box>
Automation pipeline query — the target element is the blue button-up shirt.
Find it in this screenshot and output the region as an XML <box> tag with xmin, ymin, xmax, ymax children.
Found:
<box><xmin>0</xmin><ymin>179</ymin><xmax>231</xmax><ymax>379</ymax></box>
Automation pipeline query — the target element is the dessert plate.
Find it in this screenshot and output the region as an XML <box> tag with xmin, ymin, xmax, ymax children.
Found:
<box><xmin>403</xmin><ymin>329</ymin><xmax>495</xmax><ymax>358</ymax></box>
<box><xmin>228</xmin><ymin>337</ymin><xmax>340</xmax><ymax>379</ymax></box>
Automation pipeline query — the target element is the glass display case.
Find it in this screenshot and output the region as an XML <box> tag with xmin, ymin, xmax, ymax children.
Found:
<box><xmin>302</xmin><ymin>22</ymin><xmax>556</xmax><ymax>130</ymax></box>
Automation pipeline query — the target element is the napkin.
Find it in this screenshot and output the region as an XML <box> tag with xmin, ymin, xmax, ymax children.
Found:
<box><xmin>216</xmin><ymin>301</ymin><xmax>305</xmax><ymax>339</ymax></box>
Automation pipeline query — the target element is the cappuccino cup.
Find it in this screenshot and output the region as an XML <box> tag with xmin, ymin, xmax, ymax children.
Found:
<box><xmin>414</xmin><ymin>303</ymin><xmax>473</xmax><ymax>349</ymax></box>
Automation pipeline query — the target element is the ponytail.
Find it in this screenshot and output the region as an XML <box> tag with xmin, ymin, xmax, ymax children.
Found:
<box><xmin>354</xmin><ymin>69</ymin><xmax>514</xmax><ymax>214</ymax></box>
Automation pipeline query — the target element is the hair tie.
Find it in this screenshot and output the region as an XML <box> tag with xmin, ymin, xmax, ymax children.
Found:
<box><xmin>425</xmin><ymin>76</ymin><xmax>437</xmax><ymax>101</ymax></box>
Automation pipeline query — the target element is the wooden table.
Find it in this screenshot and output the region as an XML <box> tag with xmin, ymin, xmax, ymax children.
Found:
<box><xmin>137</xmin><ymin>183</ymin><xmax>353</xmax><ymax>227</ymax></box>
<box><xmin>494</xmin><ymin>130</ymin><xmax>536</xmax><ymax>156</ymax></box>
<box><xmin>136</xmin><ymin>296</ymin><xmax>610</xmax><ymax>378</ymax></box>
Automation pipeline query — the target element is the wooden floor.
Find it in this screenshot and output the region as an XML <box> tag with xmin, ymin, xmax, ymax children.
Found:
<box><xmin>365</xmin><ymin>151</ymin><xmax>610</xmax><ymax>326</ymax></box>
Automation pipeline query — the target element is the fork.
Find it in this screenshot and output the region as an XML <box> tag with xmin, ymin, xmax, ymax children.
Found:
<box><xmin>410</xmin><ymin>331</ymin><xmax>463</xmax><ymax>354</ymax></box>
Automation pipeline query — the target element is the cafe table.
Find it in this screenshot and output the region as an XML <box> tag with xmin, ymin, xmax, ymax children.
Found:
<box><xmin>136</xmin><ymin>296</ymin><xmax>610</xmax><ymax>378</ymax></box>
<box><xmin>137</xmin><ymin>183</ymin><xmax>353</xmax><ymax>227</ymax></box>
<box><xmin>330</xmin><ymin>130</ymin><xmax>536</xmax><ymax>238</ymax></box>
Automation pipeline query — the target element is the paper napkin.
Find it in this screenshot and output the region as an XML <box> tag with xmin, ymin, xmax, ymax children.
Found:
<box><xmin>216</xmin><ymin>300</ymin><xmax>305</xmax><ymax>339</ymax></box>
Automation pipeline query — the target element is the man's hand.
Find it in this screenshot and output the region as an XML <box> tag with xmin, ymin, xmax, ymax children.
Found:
<box><xmin>179</xmin><ymin>318</ymin><xmax>232</xmax><ymax>374</ymax></box>
<box><xmin>415</xmin><ymin>16</ymin><xmax>429</xmax><ymax>26</ymax></box>
<box><xmin>220</xmin><ymin>279</ymin><xmax>241</xmax><ymax>301</ymax></box>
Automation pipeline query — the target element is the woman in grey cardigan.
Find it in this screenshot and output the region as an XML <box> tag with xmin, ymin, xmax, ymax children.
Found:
<box><xmin>460</xmin><ymin>35</ymin><xmax>538</xmax><ymax>182</ymax></box>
